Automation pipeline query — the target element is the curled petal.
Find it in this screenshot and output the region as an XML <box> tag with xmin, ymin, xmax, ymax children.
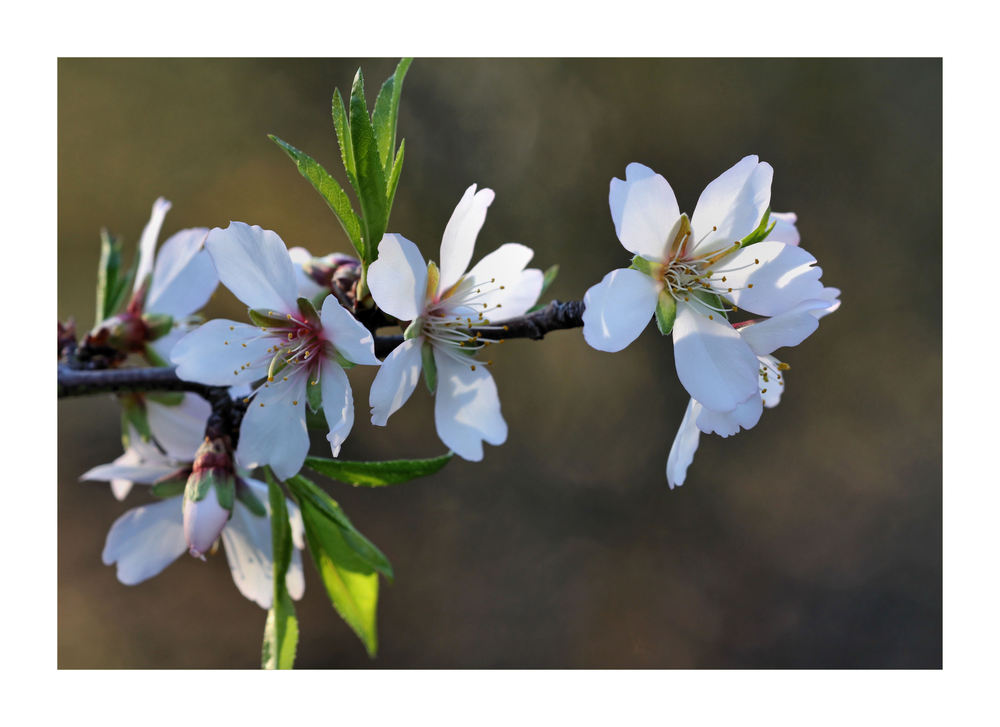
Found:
<box><xmin>694</xmin><ymin>393</ymin><xmax>763</xmax><ymax>437</ymax></box>
<box><xmin>134</xmin><ymin>197</ymin><xmax>172</xmax><ymax>291</ymax></box>
<box><xmin>433</xmin><ymin>348</ymin><xmax>507</xmax><ymax>461</ymax></box>
<box><xmin>582</xmin><ymin>268</ymin><xmax>659</xmax><ymax>352</ymax></box>
<box><xmin>205</xmin><ymin>222</ymin><xmax>298</xmax><ymax>314</ymax></box>
<box><xmin>146</xmin><ymin>228</ymin><xmax>217</xmax><ymax>318</ymax></box>
<box><xmin>319</xmin><ymin>358</ymin><xmax>354</xmax><ymax>457</ymax></box>
<box><xmin>666</xmin><ymin>399</ymin><xmax>701</xmax><ymax>489</ymax></box>
<box><xmin>368</xmin><ymin>233</ymin><xmax>428</xmax><ymax>321</ymax></box>
<box><xmin>609</xmin><ymin>163</ymin><xmax>680</xmax><ymax>260</ymax></box>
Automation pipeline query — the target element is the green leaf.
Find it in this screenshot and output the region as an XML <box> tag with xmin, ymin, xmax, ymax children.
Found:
<box><xmin>96</xmin><ymin>229</ymin><xmax>132</xmax><ymax>324</ymax></box>
<box><xmin>120</xmin><ymin>400</ymin><xmax>151</xmax><ymax>449</ymax></box>
<box><xmin>372</xmin><ymin>58</ymin><xmax>412</xmax><ymax>178</ymax></box>
<box><xmin>304</xmin><ymin>452</ymin><xmax>453</xmax><ymax>488</ymax></box>
<box><xmin>349</xmin><ymin>70</ymin><xmax>389</xmax><ymax>264</ymax></box>
<box><xmin>269</xmin><ymin>134</ymin><xmax>364</xmax><ymax>258</ymax></box>
<box><xmin>143</xmin><ymin>342</ymin><xmax>171</xmax><ymax>367</ymax></box>
<box><xmin>526</xmin><ymin>264</ymin><xmax>560</xmax><ymax>313</ymax></box>
<box><xmin>740</xmin><ymin>207</ymin><xmax>775</xmax><ymax>248</ymax></box>
<box><xmin>261</xmin><ymin>470</ymin><xmax>298</xmax><ymax>669</ymax></box>
<box><xmin>388</xmin><ymin>58</ymin><xmax>412</xmax><ymax>160</ymax></box>
<box><xmin>236</xmin><ymin>482</ymin><xmax>267</xmax><ymax>517</ymax></box>
<box><xmin>386</xmin><ymin>138</ymin><xmax>405</xmax><ymax>213</ymax></box>
<box><xmin>145</xmin><ymin>391</ymin><xmax>184</xmax><ymax>406</ymax></box>
<box><xmin>287</xmin><ymin>475</ymin><xmax>381</xmax><ymax>657</ymax></box>
<box><xmin>421</xmin><ymin>340</ymin><xmax>437</xmax><ymax>394</ymax></box>
<box><xmin>331</xmin><ymin>88</ymin><xmax>357</xmax><ymax>189</ymax></box>
<box><xmin>654</xmin><ymin>290</ymin><xmax>677</xmax><ymax>336</ymax></box>
<box><xmin>286</xmin><ymin>475</ymin><xmax>393</xmax><ymax>581</ymax></box>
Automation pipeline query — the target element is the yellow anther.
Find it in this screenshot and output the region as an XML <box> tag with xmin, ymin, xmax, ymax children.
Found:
<box><xmin>234</xmin><ymin>370</ymin><xmax>239</xmax><ymax>375</ymax></box>
<box><xmin>242</xmin><ymin>397</ymin><xmax>249</xmax><ymax>403</ymax></box>
<box><xmin>283</xmin><ymin>376</ymin><xmax>288</xmax><ymax>381</ymax></box>
<box><xmin>754</xmin><ymin>258</ymin><xmax>759</xmax><ymax>264</ymax></box>
<box><xmin>503</xmin><ymin>325</ymin><xmax>509</xmax><ymax>331</ymax></box>
<box><xmin>288</xmin><ymin>333</ymin><xmax>293</xmax><ymax>339</ymax></box>
<box><xmin>292</xmin><ymin>400</ymin><xmax>298</xmax><ymax>406</ymax></box>
<box><xmin>229</xmin><ymin>326</ymin><xmax>234</xmax><ymax>331</ymax></box>
<box><xmin>482</xmin><ymin>303</ymin><xmax>488</xmax><ymax>309</ymax></box>
<box><xmin>268</xmin><ymin>375</ymin><xmax>274</xmax><ymax>382</ymax></box>
<box><xmin>722</xmin><ymin>276</ymin><xmax>727</xmax><ymax>282</ymax></box>
<box><xmin>259</xmin><ymin>402</ymin><xmax>265</xmax><ymax>407</ymax></box>
<box><xmin>224</xmin><ymin>341</ymin><xmax>229</xmax><ymax>345</ymax></box>
<box><xmin>242</xmin><ymin>343</ymin><xmax>247</xmax><ymax>348</ymax></box>
<box><xmin>470</xmin><ymin>365</ymin><xmax>476</xmax><ymax>371</ymax></box>
<box><xmin>778</xmin><ymin>362</ymin><xmax>791</xmax><ymax>371</ymax></box>
<box><xmin>709</xmin><ymin>315</ymin><xmax>714</xmax><ymax>320</ymax></box>
<box><xmin>747</xmin><ymin>283</ymin><xmax>754</xmax><ymax>289</ymax></box>
<box><xmin>761</xmin><ymin>388</ymin><xmax>767</xmax><ymax>394</ymax></box>
<box><xmin>287</xmin><ymin>314</ymin><xmax>293</xmax><ymax>319</ymax></box>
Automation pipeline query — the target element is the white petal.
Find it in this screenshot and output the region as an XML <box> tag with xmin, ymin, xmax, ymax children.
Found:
<box><xmin>666</xmin><ymin>399</ymin><xmax>701</xmax><ymax>490</ymax></box>
<box><xmin>438</xmin><ymin>184</ymin><xmax>495</xmax><ymax>293</ymax></box>
<box><xmin>146</xmin><ymin>393</ymin><xmax>210</xmax><ymax>461</ymax></box>
<box><xmin>811</xmin><ymin>287</ymin><xmax>842</xmax><ymax>319</ymax></box>
<box><xmin>236</xmin><ymin>370</ymin><xmax>310</xmax><ymax>480</ymax></box>
<box><xmin>319</xmin><ymin>358</ymin><xmax>354</xmax><ymax>457</ymax></box>
<box><xmin>369</xmin><ymin>337</ymin><xmax>423</xmax><ymax>426</ymax></box>
<box><xmin>465</xmin><ymin>243</ymin><xmax>544</xmax><ymax>320</ymax></box>
<box><xmin>82</xmin><ymin>460</ymin><xmax>177</xmax><ymax>486</ymax></box>
<box><xmin>102</xmin><ymin>497</ymin><xmax>187</xmax><ymax>585</ymax></box>
<box><xmin>716</xmin><ymin>241</ymin><xmax>825</xmax><ymax>317</ymax></box>
<box><xmin>695</xmin><ymin>393</ymin><xmax>763</xmax><ymax>437</ymax></box>
<box><xmin>134</xmin><ymin>197</ymin><xmax>172</xmax><ymax>291</ymax></box>
<box><xmin>367</xmin><ymin>233</ymin><xmax>428</xmax><ymax>321</ymax></box>
<box><xmin>320</xmin><ymin>295</ymin><xmax>379</xmax><ymax>366</ymax></box>
<box><xmin>764</xmin><ymin>211</ymin><xmax>800</xmax><ymax>246</ymax></box>
<box><xmin>288</xmin><ymin>245</ymin><xmax>328</xmax><ymax>300</ymax></box>
<box><xmin>171</xmin><ymin>319</ymin><xmax>272</xmax><ymax>386</ymax></box>
<box><xmin>737</xmin><ymin>300</ymin><xmax>829</xmax><ymax>356</ymax></box>
<box><xmin>221</xmin><ymin>500</ymin><xmax>276</xmax><ymax>609</ymax></box>
<box><xmin>609</xmin><ymin>163</ymin><xmax>680</xmax><ymax>259</ymax></box>
<box><xmin>205</xmin><ymin>222</ymin><xmax>298</xmax><ymax>314</ymax></box>
<box><xmin>147</xmin><ymin>324</ymin><xmax>189</xmax><ymax>363</ymax></box>
<box><xmin>433</xmin><ymin>348</ymin><xmax>507</xmax><ymax>461</ymax></box>
<box><xmin>111</xmin><ymin>479</ymin><xmax>134</xmax><ymax>500</ymax></box>
<box><xmin>243</xmin><ymin>478</ymin><xmax>306</xmax><ymax>599</ymax></box>
<box><xmin>691</xmin><ymin>156</ymin><xmax>772</xmax><ymax>254</ymax></box>
<box><xmin>146</xmin><ymin>228</ymin><xmax>218</xmax><ymax>318</ymax></box>
<box><xmin>759</xmin><ymin>355</ymin><xmax>786</xmax><ymax>409</ymax></box>
<box><xmin>582</xmin><ymin>268</ymin><xmax>659</xmax><ymax>352</ymax></box>
<box><xmin>672</xmin><ymin>302</ymin><xmax>760</xmax><ymax>412</ymax></box>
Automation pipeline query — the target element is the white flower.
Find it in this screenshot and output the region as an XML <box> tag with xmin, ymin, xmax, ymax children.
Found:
<box><xmin>666</xmin><ymin>288</ymin><xmax>841</xmax><ymax>488</ymax></box>
<box><xmin>132</xmin><ymin>197</ymin><xmax>220</xmax><ymax>362</ymax></box>
<box><xmin>83</xmin><ymin>436</ymin><xmax>306</xmax><ymax>609</ymax></box>
<box><xmin>366</xmin><ymin>184</ymin><xmax>544</xmax><ymax>461</ymax></box>
<box><xmin>582</xmin><ymin>157</ymin><xmax>827</xmax><ymax>419</ymax></box>
<box><xmin>171</xmin><ymin>222</ymin><xmax>381</xmax><ymax>480</ymax></box>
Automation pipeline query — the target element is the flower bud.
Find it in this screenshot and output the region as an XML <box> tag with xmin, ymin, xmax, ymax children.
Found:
<box><xmin>182</xmin><ymin>436</ymin><xmax>236</xmax><ymax>559</ymax></box>
<box><xmin>303</xmin><ymin>253</ymin><xmax>362</xmax><ymax>302</ymax></box>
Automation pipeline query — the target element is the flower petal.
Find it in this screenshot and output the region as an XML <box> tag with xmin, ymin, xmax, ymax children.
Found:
<box><xmin>737</xmin><ymin>300</ymin><xmax>829</xmax><ymax>356</ymax></box>
<box><xmin>812</xmin><ymin>287</ymin><xmax>842</xmax><ymax>319</ymax></box>
<box><xmin>695</xmin><ymin>393</ymin><xmax>763</xmax><ymax>437</ymax></box>
<box><xmin>609</xmin><ymin>163</ymin><xmax>680</xmax><ymax>259</ymax></box>
<box><xmin>369</xmin><ymin>336</ymin><xmax>423</xmax><ymax>426</ymax></box>
<box><xmin>171</xmin><ymin>320</ymin><xmax>272</xmax><ymax>386</ymax></box>
<box><xmin>759</xmin><ymin>355</ymin><xmax>786</xmax><ymax>409</ymax></box>
<box><xmin>672</xmin><ymin>302</ymin><xmax>760</xmax><ymax>412</ymax></box>
<box><xmin>134</xmin><ymin>197</ymin><xmax>172</xmax><ymax>291</ymax></box>
<box><xmin>716</xmin><ymin>241</ymin><xmax>825</xmax><ymax>317</ymax></box>
<box><xmin>102</xmin><ymin>497</ymin><xmax>187</xmax><ymax>585</ymax></box>
<box><xmin>666</xmin><ymin>399</ymin><xmax>701</xmax><ymax>490</ymax></box>
<box><xmin>320</xmin><ymin>295</ymin><xmax>379</xmax><ymax>366</ymax></box>
<box><xmin>319</xmin><ymin>358</ymin><xmax>354</xmax><ymax>457</ymax></box>
<box><xmin>764</xmin><ymin>211</ymin><xmax>800</xmax><ymax>246</ymax></box>
<box><xmin>439</xmin><ymin>184</ymin><xmax>495</xmax><ymax>292</ymax></box>
<box><xmin>221</xmin><ymin>500</ymin><xmax>276</xmax><ymax>609</ymax></box>
<box><xmin>205</xmin><ymin>222</ymin><xmax>299</xmax><ymax>314</ymax></box>
<box><xmin>288</xmin><ymin>246</ymin><xmax>329</xmax><ymax>300</ymax></box>
<box><xmin>464</xmin><ymin>243</ymin><xmax>545</xmax><ymax>321</ymax></box>
<box><xmin>146</xmin><ymin>228</ymin><xmax>218</xmax><ymax>318</ymax></box>
<box><xmin>367</xmin><ymin>233</ymin><xmax>428</xmax><ymax>321</ymax></box>
<box><xmin>691</xmin><ymin>156</ymin><xmax>772</xmax><ymax>254</ymax></box>
<box><xmin>582</xmin><ymin>268</ymin><xmax>659</xmax><ymax>352</ymax></box>
<box><xmin>146</xmin><ymin>393</ymin><xmax>210</xmax><ymax>461</ymax></box>
<box><xmin>244</xmin><ymin>478</ymin><xmax>306</xmax><ymax>599</ymax></box>
<box><xmin>236</xmin><ymin>370</ymin><xmax>310</xmax><ymax>480</ymax></box>
<box><xmin>433</xmin><ymin>348</ymin><xmax>507</xmax><ymax>461</ymax></box>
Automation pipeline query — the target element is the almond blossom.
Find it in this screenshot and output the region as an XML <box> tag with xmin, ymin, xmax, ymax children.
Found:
<box><xmin>666</xmin><ymin>289</ymin><xmax>841</xmax><ymax>488</ymax></box>
<box><xmin>582</xmin><ymin>157</ymin><xmax>827</xmax><ymax>420</ymax></box>
<box><xmin>366</xmin><ymin>184</ymin><xmax>543</xmax><ymax>461</ymax></box>
<box><xmin>171</xmin><ymin>222</ymin><xmax>380</xmax><ymax>479</ymax></box>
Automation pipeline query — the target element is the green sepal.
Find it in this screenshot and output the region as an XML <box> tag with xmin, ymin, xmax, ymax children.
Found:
<box><xmin>143</xmin><ymin>342</ymin><xmax>171</xmax><ymax>367</ymax></box>
<box><xmin>150</xmin><ymin>472</ymin><xmax>188</xmax><ymax>498</ymax></box>
<box><xmin>311</xmin><ymin>291</ymin><xmax>331</xmax><ymax>310</ymax></box>
<box><xmin>236</xmin><ymin>481</ymin><xmax>268</xmax><ymax>517</ymax></box>
<box><xmin>348</xmin><ymin>69</ymin><xmax>389</xmax><ymax>265</ymax></box>
<box><xmin>526</xmin><ymin>264</ymin><xmax>560</xmax><ymax>313</ymax></box>
<box><xmin>403</xmin><ymin>317</ymin><xmax>423</xmax><ymax>340</ymax></box>
<box><xmin>141</xmin><ymin>312</ymin><xmax>174</xmax><ymax>341</ymax></box>
<box><xmin>334</xmin><ymin>351</ymin><xmax>356</xmax><ymax>370</ymax></box>
<box><xmin>261</xmin><ymin>469</ymin><xmax>298</xmax><ymax>669</ymax></box>
<box><xmin>740</xmin><ymin>207</ymin><xmax>776</xmax><ymax>248</ymax></box>
<box><xmin>331</xmin><ymin>88</ymin><xmax>357</xmax><ymax>188</ymax></box>
<box><xmin>249</xmin><ymin>307</ymin><xmax>291</xmax><ymax>329</ymax></box>
<box><xmin>421</xmin><ymin>341</ymin><xmax>437</xmax><ymax>394</ymax></box>
<box><xmin>120</xmin><ymin>400</ymin><xmax>151</xmax><ymax>448</ymax></box>
<box><xmin>269</xmin><ymin>134</ymin><xmax>364</xmax><ymax>258</ymax></box>
<box><xmin>145</xmin><ymin>391</ymin><xmax>184</xmax><ymax>407</ymax></box>
<box><xmin>296</xmin><ymin>297</ymin><xmax>321</xmax><ymax>329</ymax></box>
<box><xmin>184</xmin><ymin>468</ymin><xmax>235</xmax><ymax>509</ymax></box>
<box><xmin>654</xmin><ymin>290</ymin><xmax>677</xmax><ymax>335</ymax></box>
<box><xmin>96</xmin><ymin>228</ymin><xmax>134</xmax><ymax>325</ymax></box>
<box><xmin>303</xmin><ymin>452</ymin><xmax>453</xmax><ymax>488</ymax></box>
<box><xmin>691</xmin><ymin>289</ymin><xmax>729</xmax><ymax>320</ymax></box>
<box><xmin>306</xmin><ymin>370</ymin><xmax>323</xmax><ymax>413</ymax></box>
<box><xmin>629</xmin><ymin>255</ymin><xmax>662</xmax><ymax>277</ymax></box>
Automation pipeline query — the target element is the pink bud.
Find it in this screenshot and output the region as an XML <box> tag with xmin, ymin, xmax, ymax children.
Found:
<box><xmin>183</xmin><ymin>489</ymin><xmax>231</xmax><ymax>559</ymax></box>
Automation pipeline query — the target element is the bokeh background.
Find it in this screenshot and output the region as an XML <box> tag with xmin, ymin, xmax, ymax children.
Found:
<box><xmin>57</xmin><ymin>59</ymin><xmax>941</xmax><ymax>668</ymax></box>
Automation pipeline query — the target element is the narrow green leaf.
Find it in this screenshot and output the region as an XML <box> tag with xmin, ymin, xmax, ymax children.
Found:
<box><xmin>121</xmin><ymin>400</ymin><xmax>151</xmax><ymax>447</ymax></box>
<box><xmin>526</xmin><ymin>263</ymin><xmax>560</xmax><ymax>313</ymax></box>
<box><xmin>386</xmin><ymin>138</ymin><xmax>405</xmax><ymax>213</ymax></box>
<box><xmin>304</xmin><ymin>452</ymin><xmax>453</xmax><ymax>487</ymax></box>
<box><xmin>286</xmin><ymin>475</ymin><xmax>393</xmax><ymax>581</ymax></box>
<box><xmin>143</xmin><ymin>342</ymin><xmax>170</xmax><ymax>368</ymax></box>
<box><xmin>349</xmin><ymin>70</ymin><xmax>388</xmax><ymax>264</ymax></box>
<box><xmin>331</xmin><ymin>88</ymin><xmax>357</xmax><ymax>189</ymax></box>
<box><xmin>421</xmin><ymin>340</ymin><xmax>437</xmax><ymax>394</ymax></box>
<box><xmin>269</xmin><ymin>134</ymin><xmax>364</xmax><ymax>258</ymax></box>
<box><xmin>654</xmin><ymin>290</ymin><xmax>677</xmax><ymax>336</ymax></box>
<box><xmin>371</xmin><ymin>75</ymin><xmax>395</xmax><ymax>173</ymax></box>
<box><xmin>236</xmin><ymin>482</ymin><xmax>267</xmax><ymax>517</ymax></box>
<box><xmin>289</xmin><ymin>475</ymin><xmax>380</xmax><ymax>657</ymax></box>
<box><xmin>145</xmin><ymin>391</ymin><xmax>184</xmax><ymax>406</ymax></box>
<box><xmin>261</xmin><ymin>470</ymin><xmax>298</xmax><ymax>669</ymax></box>
<box><xmin>740</xmin><ymin>207</ymin><xmax>775</xmax><ymax>248</ymax></box>
<box><xmin>388</xmin><ymin>58</ymin><xmax>412</xmax><ymax>162</ymax></box>
<box><xmin>96</xmin><ymin>229</ymin><xmax>130</xmax><ymax>324</ymax></box>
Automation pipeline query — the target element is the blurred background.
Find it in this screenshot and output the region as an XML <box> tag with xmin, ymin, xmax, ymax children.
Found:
<box><xmin>57</xmin><ymin>59</ymin><xmax>941</xmax><ymax>668</ymax></box>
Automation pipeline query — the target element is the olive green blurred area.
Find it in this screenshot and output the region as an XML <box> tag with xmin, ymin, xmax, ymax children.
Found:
<box><xmin>57</xmin><ymin>59</ymin><xmax>941</xmax><ymax>668</ymax></box>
